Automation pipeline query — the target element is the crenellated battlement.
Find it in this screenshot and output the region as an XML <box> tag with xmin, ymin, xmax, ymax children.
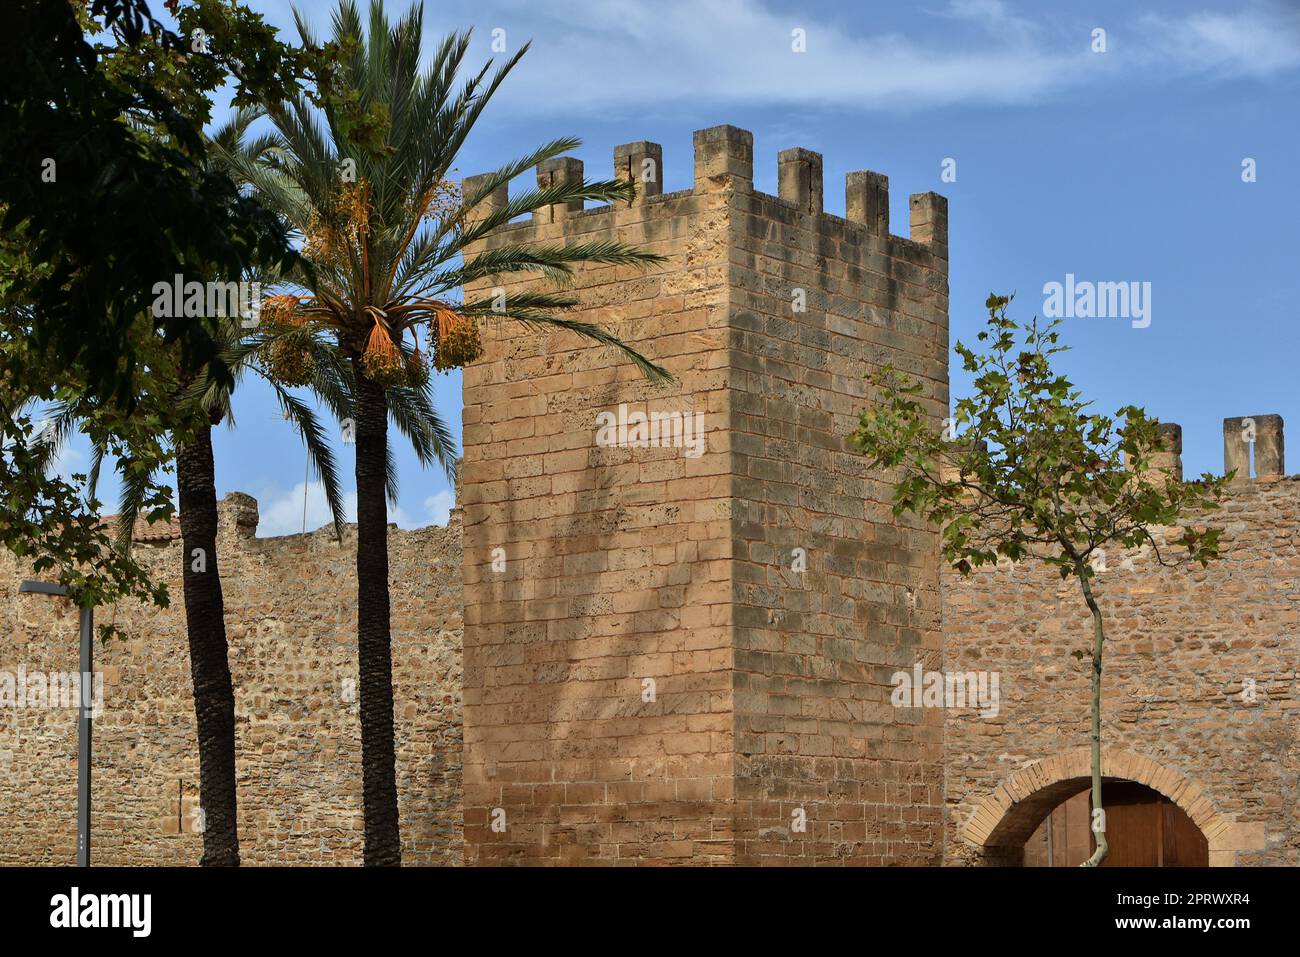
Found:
<box><xmin>462</xmin><ymin>124</ymin><xmax>948</xmax><ymax>268</ymax></box>
<box><xmin>1122</xmin><ymin>415</ymin><xmax>1287</xmax><ymax>484</ymax></box>
<box><xmin>1223</xmin><ymin>414</ymin><xmax>1285</xmax><ymax>481</ymax></box>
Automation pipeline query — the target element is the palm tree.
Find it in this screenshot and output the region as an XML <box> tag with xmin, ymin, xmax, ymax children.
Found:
<box><xmin>163</xmin><ymin>311</ymin><xmax>451</xmax><ymax>866</ymax></box>
<box><xmin>30</xmin><ymin>105</ymin><xmax>453</xmax><ymax>866</ymax></box>
<box><xmin>35</xmin><ymin>311</ymin><xmax>448</xmax><ymax>865</ymax></box>
<box><xmin>170</xmin><ymin>321</ymin><xmax>341</xmax><ymax>867</ymax></box>
<box><xmin>30</xmin><ymin>313</ymin><xmax>346</xmax><ymax>866</ymax></box>
<box><xmin>248</xmin><ymin>0</ymin><xmax>671</xmax><ymax>863</ymax></box>
<box><xmin>152</xmin><ymin>112</ymin><xmax>350</xmax><ymax>866</ymax></box>
<box><xmin>163</xmin><ymin>113</ymin><xmax>343</xmax><ymax>867</ymax></box>
<box><xmin>24</xmin><ymin>107</ymin><xmax>328</xmax><ymax>866</ymax></box>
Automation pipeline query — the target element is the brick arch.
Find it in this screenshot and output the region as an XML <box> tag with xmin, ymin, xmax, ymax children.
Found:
<box><xmin>959</xmin><ymin>748</ymin><xmax>1264</xmax><ymax>864</ymax></box>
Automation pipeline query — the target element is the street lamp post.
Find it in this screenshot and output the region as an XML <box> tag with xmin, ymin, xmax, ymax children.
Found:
<box><xmin>19</xmin><ymin>579</ymin><xmax>92</xmax><ymax>867</ymax></box>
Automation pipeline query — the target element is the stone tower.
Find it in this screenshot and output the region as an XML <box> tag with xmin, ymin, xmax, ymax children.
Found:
<box><xmin>459</xmin><ymin>125</ymin><xmax>949</xmax><ymax>864</ymax></box>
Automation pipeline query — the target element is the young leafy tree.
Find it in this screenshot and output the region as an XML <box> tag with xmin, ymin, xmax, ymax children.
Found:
<box><xmin>15</xmin><ymin>103</ymin><xmax>317</xmax><ymax>865</ymax></box>
<box><xmin>852</xmin><ymin>294</ymin><xmax>1229</xmax><ymax>866</ymax></box>
<box><xmin>0</xmin><ymin>232</ymin><xmax>173</xmax><ymax>637</ymax></box>
<box><xmin>0</xmin><ymin>408</ymin><xmax>170</xmax><ymax>629</ymax></box>
<box><xmin>245</xmin><ymin>0</ymin><xmax>672</xmax><ymax>864</ymax></box>
<box><xmin>0</xmin><ymin>0</ymin><xmax>318</xmax><ymax>407</ymax></box>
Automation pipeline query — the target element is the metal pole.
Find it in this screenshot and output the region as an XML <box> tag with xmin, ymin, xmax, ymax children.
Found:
<box><xmin>77</xmin><ymin>605</ymin><xmax>92</xmax><ymax>867</ymax></box>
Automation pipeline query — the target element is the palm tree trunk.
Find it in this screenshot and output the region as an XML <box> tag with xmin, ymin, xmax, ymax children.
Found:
<box><xmin>352</xmin><ymin>364</ymin><xmax>401</xmax><ymax>865</ymax></box>
<box><xmin>176</xmin><ymin>421</ymin><xmax>240</xmax><ymax>866</ymax></box>
<box><xmin>1078</xmin><ymin>569</ymin><xmax>1109</xmax><ymax>867</ymax></box>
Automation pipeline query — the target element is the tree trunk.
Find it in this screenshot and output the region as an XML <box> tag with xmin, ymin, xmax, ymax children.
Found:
<box><xmin>1078</xmin><ymin>569</ymin><xmax>1109</xmax><ymax>867</ymax></box>
<box><xmin>176</xmin><ymin>421</ymin><xmax>240</xmax><ymax>866</ymax></box>
<box><xmin>352</xmin><ymin>365</ymin><xmax>401</xmax><ymax>865</ymax></box>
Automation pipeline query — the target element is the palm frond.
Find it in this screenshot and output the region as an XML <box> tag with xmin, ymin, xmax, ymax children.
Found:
<box><xmin>114</xmin><ymin>456</ymin><xmax>161</xmax><ymax>552</ymax></box>
<box><xmin>270</xmin><ymin>382</ymin><xmax>348</xmax><ymax>540</ymax></box>
<box><xmin>437</xmin><ymin>241</ymin><xmax>666</xmax><ymax>291</ymax></box>
<box><xmin>27</xmin><ymin>400</ymin><xmax>82</xmax><ymax>475</ymax></box>
<box><xmin>385</xmin><ymin>441</ymin><xmax>399</xmax><ymax>507</ymax></box>
<box><xmin>387</xmin><ymin>380</ymin><xmax>457</xmax><ymax>478</ymax></box>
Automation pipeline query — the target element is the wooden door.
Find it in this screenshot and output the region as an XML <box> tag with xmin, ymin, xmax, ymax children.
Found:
<box><xmin>1024</xmin><ymin>782</ymin><xmax>1208</xmax><ymax>866</ymax></box>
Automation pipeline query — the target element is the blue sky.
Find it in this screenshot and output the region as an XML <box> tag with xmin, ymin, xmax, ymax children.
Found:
<box><xmin>66</xmin><ymin>0</ymin><xmax>1300</xmax><ymax>534</ymax></box>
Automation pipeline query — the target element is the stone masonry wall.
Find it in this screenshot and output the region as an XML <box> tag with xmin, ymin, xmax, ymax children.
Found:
<box><xmin>0</xmin><ymin>494</ymin><xmax>464</xmax><ymax>865</ymax></box>
<box><xmin>459</xmin><ymin>126</ymin><xmax>949</xmax><ymax>864</ymax></box>
<box><xmin>459</xmin><ymin>136</ymin><xmax>738</xmax><ymax>864</ymax></box>
<box><xmin>727</xmin><ymin>145</ymin><xmax>948</xmax><ymax>863</ymax></box>
<box><xmin>943</xmin><ymin>447</ymin><xmax>1299</xmax><ymax>867</ymax></box>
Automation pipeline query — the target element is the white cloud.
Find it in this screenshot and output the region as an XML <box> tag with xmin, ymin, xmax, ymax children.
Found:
<box><xmin>931</xmin><ymin>0</ymin><xmax>1037</xmax><ymax>43</ymax></box>
<box><xmin>424</xmin><ymin>490</ymin><xmax>456</xmax><ymax>526</ymax></box>
<box><xmin>487</xmin><ymin>0</ymin><xmax>1075</xmax><ymax>113</ymax></box>
<box><xmin>50</xmin><ymin>441</ymin><xmax>87</xmax><ymax>481</ymax></box>
<box><xmin>257</xmin><ymin>481</ymin><xmax>352</xmax><ymax>537</ymax></box>
<box><xmin>256</xmin><ymin>481</ymin><xmax>424</xmax><ymax>537</ymax></box>
<box><xmin>258</xmin><ymin>0</ymin><xmax>1300</xmax><ymax>117</ymax></box>
<box><xmin>1138</xmin><ymin>7</ymin><xmax>1300</xmax><ymax>78</ymax></box>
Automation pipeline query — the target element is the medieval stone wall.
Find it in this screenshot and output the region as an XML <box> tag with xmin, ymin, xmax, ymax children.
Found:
<box><xmin>0</xmin><ymin>494</ymin><xmax>464</xmax><ymax>865</ymax></box>
<box><xmin>943</xmin><ymin>447</ymin><xmax>1299</xmax><ymax>867</ymax></box>
<box><xmin>4</xmin><ymin>449</ymin><xmax>1296</xmax><ymax>868</ymax></box>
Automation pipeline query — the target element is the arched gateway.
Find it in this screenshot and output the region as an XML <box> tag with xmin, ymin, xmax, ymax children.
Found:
<box><xmin>959</xmin><ymin>748</ymin><xmax>1267</xmax><ymax>866</ymax></box>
